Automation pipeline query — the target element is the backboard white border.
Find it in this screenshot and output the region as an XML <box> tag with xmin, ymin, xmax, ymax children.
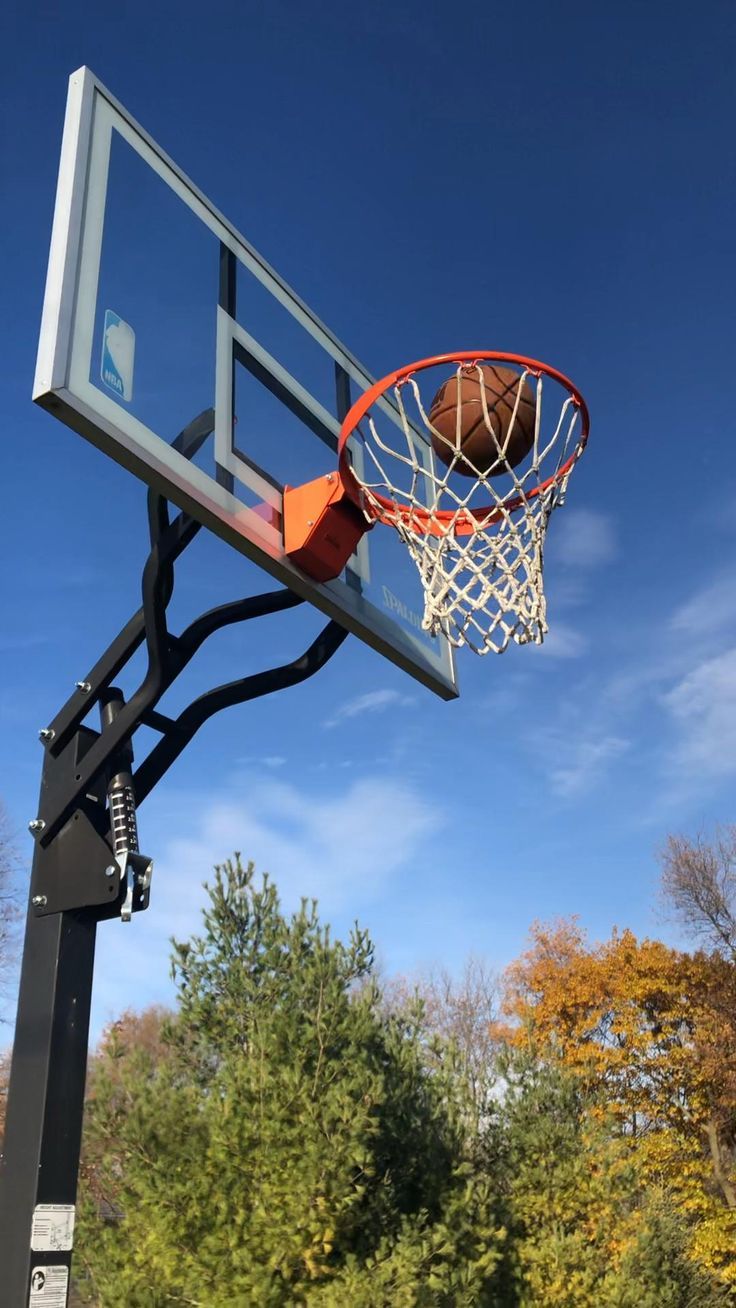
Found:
<box><xmin>33</xmin><ymin>67</ymin><xmax>457</xmax><ymax>700</ymax></box>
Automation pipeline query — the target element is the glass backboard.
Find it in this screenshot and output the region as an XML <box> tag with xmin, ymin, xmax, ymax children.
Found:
<box><xmin>34</xmin><ymin>68</ymin><xmax>457</xmax><ymax>699</ymax></box>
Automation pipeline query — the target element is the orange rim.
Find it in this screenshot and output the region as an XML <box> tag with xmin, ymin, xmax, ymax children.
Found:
<box><xmin>337</xmin><ymin>351</ymin><xmax>590</xmax><ymax>537</ymax></box>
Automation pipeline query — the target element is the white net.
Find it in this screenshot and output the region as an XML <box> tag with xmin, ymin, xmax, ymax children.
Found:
<box><xmin>347</xmin><ymin>362</ymin><xmax>585</xmax><ymax>655</ymax></box>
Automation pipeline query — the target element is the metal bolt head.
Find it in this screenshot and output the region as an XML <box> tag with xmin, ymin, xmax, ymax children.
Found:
<box><xmin>39</xmin><ymin>727</ymin><xmax>55</xmax><ymax>744</ymax></box>
<box><xmin>105</xmin><ymin>865</ymin><xmax>117</xmax><ymax>878</ymax></box>
<box><xmin>75</xmin><ymin>680</ymin><xmax>91</xmax><ymax>694</ymax></box>
<box><xmin>28</xmin><ymin>818</ymin><xmax>46</xmax><ymax>834</ymax></box>
<box><xmin>32</xmin><ymin>895</ymin><xmax>47</xmax><ymax>908</ymax></box>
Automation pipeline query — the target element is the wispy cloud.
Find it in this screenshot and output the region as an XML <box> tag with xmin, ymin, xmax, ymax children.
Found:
<box><xmin>669</xmin><ymin>573</ymin><xmax>736</xmax><ymax>642</ymax></box>
<box><xmin>162</xmin><ymin>776</ymin><xmax>439</xmax><ymax>909</ymax></box>
<box><xmin>0</xmin><ymin>634</ymin><xmax>52</xmax><ymax>653</ymax></box>
<box><xmin>510</xmin><ymin>564</ymin><xmax>736</xmax><ymax>811</ymax></box>
<box><xmin>662</xmin><ymin>646</ymin><xmax>736</xmax><ymax>779</ymax></box>
<box><xmin>90</xmin><ymin>772</ymin><xmax>442</xmax><ymax>1038</ymax></box>
<box><xmin>324</xmin><ymin>688</ymin><xmax>415</xmax><ymax>728</ymax></box>
<box><xmin>548</xmin><ymin>509</ymin><xmax>617</xmax><ymax>571</ymax></box>
<box><xmin>547</xmin><ymin>733</ymin><xmax>630</xmax><ymax>798</ymax></box>
<box><xmin>535</xmin><ymin>621</ymin><xmax>588</xmax><ymax>659</ymax></box>
<box><xmin>544</xmin><ymin>509</ymin><xmax>617</xmax><ymax>614</ymax></box>
<box><xmin>546</xmin><ymin>573</ymin><xmax>736</xmax><ymax>811</ymax></box>
<box><xmin>9</xmin><ymin>563</ymin><xmax>107</xmax><ymax>591</ymax></box>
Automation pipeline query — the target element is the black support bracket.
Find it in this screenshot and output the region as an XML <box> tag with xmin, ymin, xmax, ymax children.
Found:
<box><xmin>0</xmin><ymin>407</ymin><xmax>350</xmax><ymax>1304</ymax></box>
<box><xmin>31</xmin><ymin>409</ymin><xmax>349</xmax><ymax>882</ymax></box>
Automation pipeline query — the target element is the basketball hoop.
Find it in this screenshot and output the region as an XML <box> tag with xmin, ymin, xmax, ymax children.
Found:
<box><xmin>284</xmin><ymin>351</ymin><xmax>589</xmax><ymax>655</ymax></box>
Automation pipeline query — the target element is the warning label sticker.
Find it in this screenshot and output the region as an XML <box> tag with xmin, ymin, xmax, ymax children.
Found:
<box><xmin>30</xmin><ymin>1205</ymin><xmax>75</xmax><ymax>1252</ymax></box>
<box><xmin>29</xmin><ymin>1264</ymin><xmax>69</xmax><ymax>1305</ymax></box>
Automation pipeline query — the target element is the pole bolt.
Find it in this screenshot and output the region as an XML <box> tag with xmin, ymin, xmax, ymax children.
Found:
<box><xmin>28</xmin><ymin>819</ymin><xmax>46</xmax><ymax>834</ymax></box>
<box><xmin>75</xmin><ymin>680</ymin><xmax>92</xmax><ymax>694</ymax></box>
<box><xmin>39</xmin><ymin>727</ymin><xmax>55</xmax><ymax>743</ymax></box>
<box><xmin>105</xmin><ymin>865</ymin><xmax>117</xmax><ymax>878</ymax></box>
<box><xmin>32</xmin><ymin>895</ymin><xmax>47</xmax><ymax>908</ymax></box>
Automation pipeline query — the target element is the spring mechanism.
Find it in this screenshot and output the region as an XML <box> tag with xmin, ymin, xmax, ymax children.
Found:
<box><xmin>109</xmin><ymin>784</ymin><xmax>139</xmax><ymax>856</ymax></box>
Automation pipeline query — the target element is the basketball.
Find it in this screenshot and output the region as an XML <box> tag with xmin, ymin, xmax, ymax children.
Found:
<box><xmin>428</xmin><ymin>364</ymin><xmax>537</xmax><ymax>478</ymax></box>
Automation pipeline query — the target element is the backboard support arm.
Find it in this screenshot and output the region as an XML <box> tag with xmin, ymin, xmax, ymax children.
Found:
<box><xmin>0</xmin><ymin>410</ymin><xmax>350</xmax><ymax>1304</ymax></box>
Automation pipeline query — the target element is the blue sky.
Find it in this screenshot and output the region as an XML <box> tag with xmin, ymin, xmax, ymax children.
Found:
<box><xmin>2</xmin><ymin>0</ymin><xmax>736</xmax><ymax>1038</ymax></box>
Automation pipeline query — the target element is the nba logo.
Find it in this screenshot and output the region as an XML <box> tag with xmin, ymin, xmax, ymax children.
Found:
<box><xmin>100</xmin><ymin>310</ymin><xmax>135</xmax><ymax>401</ymax></box>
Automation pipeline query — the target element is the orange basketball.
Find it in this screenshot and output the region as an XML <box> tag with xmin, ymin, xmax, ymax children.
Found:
<box><xmin>428</xmin><ymin>364</ymin><xmax>537</xmax><ymax>478</ymax></box>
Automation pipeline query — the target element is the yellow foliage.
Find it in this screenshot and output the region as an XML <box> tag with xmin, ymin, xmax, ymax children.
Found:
<box><xmin>496</xmin><ymin>920</ymin><xmax>736</xmax><ymax>1286</ymax></box>
<box><xmin>691</xmin><ymin>1210</ymin><xmax>736</xmax><ymax>1285</ymax></box>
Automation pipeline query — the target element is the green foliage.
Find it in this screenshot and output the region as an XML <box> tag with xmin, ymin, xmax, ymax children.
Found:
<box><xmin>608</xmin><ymin>1199</ymin><xmax>730</xmax><ymax>1307</ymax></box>
<box><xmin>74</xmin><ymin>860</ymin><xmax>729</xmax><ymax>1305</ymax></box>
<box><xmin>494</xmin><ymin>1052</ymin><xmax>625</xmax><ymax>1305</ymax></box>
<box><xmin>75</xmin><ymin>857</ymin><xmax>504</xmax><ymax>1304</ymax></box>
<box><xmin>493</xmin><ymin>1051</ymin><xmax>727</xmax><ymax>1307</ymax></box>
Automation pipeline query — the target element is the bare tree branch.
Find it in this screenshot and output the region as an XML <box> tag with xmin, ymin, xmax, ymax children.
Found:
<box><xmin>660</xmin><ymin>828</ymin><xmax>736</xmax><ymax>960</ymax></box>
<box><xmin>0</xmin><ymin>801</ymin><xmax>22</xmax><ymax>1147</ymax></box>
<box><xmin>382</xmin><ymin>955</ymin><xmax>500</xmax><ymax>1128</ymax></box>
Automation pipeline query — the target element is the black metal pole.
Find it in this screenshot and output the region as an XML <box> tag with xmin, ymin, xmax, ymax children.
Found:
<box><xmin>0</xmin><ymin>829</ymin><xmax>98</xmax><ymax>1302</ymax></box>
<box><xmin>0</xmin><ymin>696</ymin><xmax>133</xmax><ymax>1302</ymax></box>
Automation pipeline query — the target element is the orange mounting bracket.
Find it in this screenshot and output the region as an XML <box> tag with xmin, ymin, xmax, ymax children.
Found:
<box><xmin>283</xmin><ymin>474</ymin><xmax>371</xmax><ymax>583</ymax></box>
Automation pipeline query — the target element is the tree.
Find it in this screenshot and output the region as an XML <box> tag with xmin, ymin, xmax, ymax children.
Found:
<box><xmin>0</xmin><ymin>801</ymin><xmax>20</xmax><ymax>1013</ymax></box>
<box><xmin>0</xmin><ymin>801</ymin><xmax>21</xmax><ymax>1147</ymax></box>
<box><xmin>80</xmin><ymin>1005</ymin><xmax>173</xmax><ymax>1224</ymax></box>
<box><xmin>496</xmin><ymin>920</ymin><xmax>736</xmax><ymax>1290</ymax></box>
<box><xmin>0</xmin><ymin>1047</ymin><xmax>10</xmax><ymax>1146</ymax></box>
<box><xmin>492</xmin><ymin>1052</ymin><xmax>726</xmax><ymax>1307</ymax></box>
<box><xmin>495</xmin><ymin>1051</ymin><xmax>628</xmax><ymax>1306</ymax></box>
<box><xmin>608</xmin><ymin>1197</ymin><xmax>729</xmax><ymax>1308</ymax></box>
<box><xmin>660</xmin><ymin>829</ymin><xmax>736</xmax><ymax>961</ymax></box>
<box><xmin>75</xmin><ymin>857</ymin><xmax>505</xmax><ymax>1305</ymax></box>
<box><xmin>382</xmin><ymin>957</ymin><xmax>500</xmax><ymax>1135</ymax></box>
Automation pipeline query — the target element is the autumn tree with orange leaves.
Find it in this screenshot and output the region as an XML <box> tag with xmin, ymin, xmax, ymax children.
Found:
<box><xmin>495</xmin><ymin>918</ymin><xmax>736</xmax><ymax>1287</ymax></box>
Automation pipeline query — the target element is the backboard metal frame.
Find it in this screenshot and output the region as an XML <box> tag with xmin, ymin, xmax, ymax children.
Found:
<box><xmin>33</xmin><ymin>66</ymin><xmax>457</xmax><ymax>700</ymax></box>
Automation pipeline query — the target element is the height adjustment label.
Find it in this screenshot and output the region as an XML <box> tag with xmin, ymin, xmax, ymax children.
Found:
<box><xmin>30</xmin><ymin>1204</ymin><xmax>75</xmax><ymax>1252</ymax></box>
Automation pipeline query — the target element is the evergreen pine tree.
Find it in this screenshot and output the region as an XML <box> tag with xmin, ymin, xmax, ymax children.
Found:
<box><xmin>75</xmin><ymin>857</ymin><xmax>504</xmax><ymax>1305</ymax></box>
